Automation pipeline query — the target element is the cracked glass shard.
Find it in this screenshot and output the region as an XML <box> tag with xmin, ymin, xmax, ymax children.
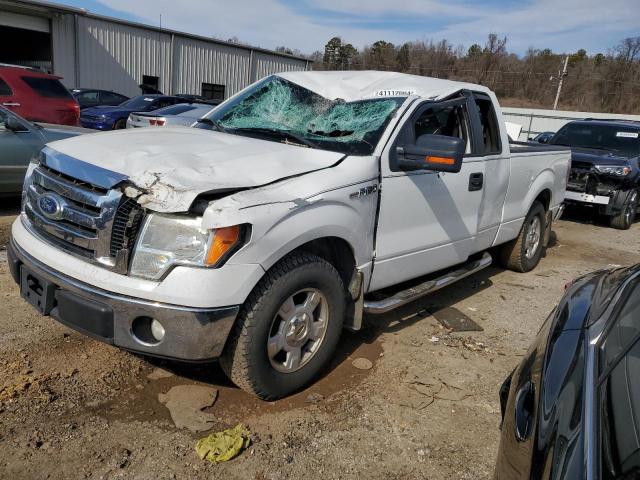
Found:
<box><xmin>204</xmin><ymin>76</ymin><xmax>405</xmax><ymax>155</ymax></box>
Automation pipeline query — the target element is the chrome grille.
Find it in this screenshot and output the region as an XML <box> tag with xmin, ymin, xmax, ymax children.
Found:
<box><xmin>24</xmin><ymin>163</ymin><xmax>143</xmax><ymax>273</ymax></box>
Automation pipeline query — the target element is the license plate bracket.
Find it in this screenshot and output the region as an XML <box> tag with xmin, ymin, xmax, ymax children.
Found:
<box><xmin>20</xmin><ymin>266</ymin><xmax>56</xmax><ymax>315</ymax></box>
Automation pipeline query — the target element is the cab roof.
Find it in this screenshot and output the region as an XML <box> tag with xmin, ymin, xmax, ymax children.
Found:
<box><xmin>277</xmin><ymin>70</ymin><xmax>491</xmax><ymax>102</ymax></box>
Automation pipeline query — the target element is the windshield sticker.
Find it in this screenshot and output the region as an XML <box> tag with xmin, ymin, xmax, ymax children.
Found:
<box><xmin>616</xmin><ymin>131</ymin><xmax>639</xmax><ymax>138</ymax></box>
<box><xmin>143</xmin><ymin>98</ymin><xmax>154</xmax><ymax>102</ymax></box>
<box><xmin>373</xmin><ymin>89</ymin><xmax>416</xmax><ymax>97</ymax></box>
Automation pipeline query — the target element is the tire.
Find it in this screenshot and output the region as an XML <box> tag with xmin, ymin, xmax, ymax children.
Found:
<box><xmin>113</xmin><ymin>118</ymin><xmax>127</xmax><ymax>130</ymax></box>
<box><xmin>610</xmin><ymin>190</ymin><xmax>638</xmax><ymax>230</ymax></box>
<box><xmin>498</xmin><ymin>201</ymin><xmax>546</xmax><ymax>273</ymax></box>
<box><xmin>220</xmin><ymin>252</ymin><xmax>346</xmax><ymax>400</ymax></box>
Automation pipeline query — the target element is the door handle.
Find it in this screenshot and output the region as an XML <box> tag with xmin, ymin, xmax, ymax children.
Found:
<box><xmin>514</xmin><ymin>380</ymin><xmax>535</xmax><ymax>442</ymax></box>
<box><xmin>469</xmin><ymin>172</ymin><xmax>483</xmax><ymax>191</ymax></box>
<box><xmin>2</xmin><ymin>102</ymin><xmax>21</xmax><ymax>107</ymax></box>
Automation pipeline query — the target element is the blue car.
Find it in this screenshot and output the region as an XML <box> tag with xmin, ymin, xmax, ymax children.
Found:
<box><xmin>79</xmin><ymin>94</ymin><xmax>184</xmax><ymax>130</ymax></box>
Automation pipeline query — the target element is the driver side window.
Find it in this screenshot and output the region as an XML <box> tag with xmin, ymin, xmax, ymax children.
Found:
<box><xmin>412</xmin><ymin>102</ymin><xmax>472</xmax><ymax>154</ymax></box>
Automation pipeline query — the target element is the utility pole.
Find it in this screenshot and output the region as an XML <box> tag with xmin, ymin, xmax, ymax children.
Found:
<box><xmin>553</xmin><ymin>56</ymin><xmax>569</xmax><ymax>110</ymax></box>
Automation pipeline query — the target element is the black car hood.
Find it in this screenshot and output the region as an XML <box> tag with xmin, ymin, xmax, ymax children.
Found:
<box><xmin>570</xmin><ymin>147</ymin><xmax>634</xmax><ymax>166</ymax></box>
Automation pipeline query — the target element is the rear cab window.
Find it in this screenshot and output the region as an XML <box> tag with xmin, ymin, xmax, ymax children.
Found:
<box><xmin>21</xmin><ymin>76</ymin><xmax>73</xmax><ymax>99</ymax></box>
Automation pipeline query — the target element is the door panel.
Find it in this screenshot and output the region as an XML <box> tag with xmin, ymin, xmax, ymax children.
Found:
<box><xmin>370</xmin><ymin>95</ymin><xmax>484</xmax><ymax>292</ymax></box>
<box><xmin>0</xmin><ymin>112</ymin><xmax>41</xmax><ymax>193</ymax></box>
<box><xmin>471</xmin><ymin>93</ymin><xmax>510</xmax><ymax>252</ymax></box>
<box><xmin>371</xmin><ymin>162</ymin><xmax>485</xmax><ymax>291</ymax></box>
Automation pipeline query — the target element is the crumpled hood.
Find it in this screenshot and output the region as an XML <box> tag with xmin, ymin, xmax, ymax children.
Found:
<box><xmin>46</xmin><ymin>127</ymin><xmax>344</xmax><ymax>212</ymax></box>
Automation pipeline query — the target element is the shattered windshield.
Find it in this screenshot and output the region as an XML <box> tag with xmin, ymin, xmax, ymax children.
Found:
<box><xmin>198</xmin><ymin>76</ymin><xmax>405</xmax><ymax>155</ymax></box>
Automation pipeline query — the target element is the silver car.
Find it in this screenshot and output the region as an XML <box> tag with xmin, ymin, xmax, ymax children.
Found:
<box><xmin>0</xmin><ymin>106</ymin><xmax>91</xmax><ymax>195</ymax></box>
<box><xmin>126</xmin><ymin>103</ymin><xmax>216</xmax><ymax>129</ymax></box>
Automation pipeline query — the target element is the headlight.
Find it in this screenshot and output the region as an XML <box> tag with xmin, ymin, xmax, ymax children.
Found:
<box><xmin>594</xmin><ymin>165</ymin><xmax>631</xmax><ymax>176</ymax></box>
<box><xmin>130</xmin><ymin>213</ymin><xmax>243</xmax><ymax>280</ymax></box>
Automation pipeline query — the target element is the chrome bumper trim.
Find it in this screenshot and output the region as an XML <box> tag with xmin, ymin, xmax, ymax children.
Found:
<box><xmin>9</xmin><ymin>238</ymin><xmax>239</xmax><ymax>361</ymax></box>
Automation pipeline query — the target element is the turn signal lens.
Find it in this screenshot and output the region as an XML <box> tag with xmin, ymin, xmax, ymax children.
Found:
<box><xmin>205</xmin><ymin>225</ymin><xmax>242</xmax><ymax>266</ymax></box>
<box><xmin>425</xmin><ymin>156</ymin><xmax>455</xmax><ymax>165</ymax></box>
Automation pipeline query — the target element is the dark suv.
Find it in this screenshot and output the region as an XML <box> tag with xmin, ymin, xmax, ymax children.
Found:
<box><xmin>550</xmin><ymin>119</ymin><xmax>640</xmax><ymax>229</ymax></box>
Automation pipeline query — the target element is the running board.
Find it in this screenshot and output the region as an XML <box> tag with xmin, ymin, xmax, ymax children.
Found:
<box><xmin>363</xmin><ymin>252</ymin><xmax>493</xmax><ymax>314</ymax></box>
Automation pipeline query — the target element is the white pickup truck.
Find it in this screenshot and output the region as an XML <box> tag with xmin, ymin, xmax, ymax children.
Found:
<box><xmin>8</xmin><ymin>71</ymin><xmax>570</xmax><ymax>399</ymax></box>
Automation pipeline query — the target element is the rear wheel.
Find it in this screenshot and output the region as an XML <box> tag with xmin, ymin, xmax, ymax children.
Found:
<box><xmin>498</xmin><ymin>201</ymin><xmax>546</xmax><ymax>273</ymax></box>
<box><xmin>114</xmin><ymin>118</ymin><xmax>127</xmax><ymax>129</ymax></box>
<box><xmin>220</xmin><ymin>252</ymin><xmax>346</xmax><ymax>400</ymax></box>
<box><xmin>610</xmin><ymin>190</ymin><xmax>638</xmax><ymax>230</ymax></box>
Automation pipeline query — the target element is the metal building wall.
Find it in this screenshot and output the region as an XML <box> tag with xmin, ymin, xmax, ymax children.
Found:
<box><xmin>50</xmin><ymin>13</ymin><xmax>76</xmax><ymax>87</ymax></box>
<box><xmin>46</xmin><ymin>6</ymin><xmax>310</xmax><ymax>99</ymax></box>
<box><xmin>172</xmin><ymin>37</ymin><xmax>252</xmax><ymax>98</ymax></box>
<box><xmin>76</xmin><ymin>16</ymin><xmax>172</xmax><ymax>97</ymax></box>
<box><xmin>252</xmin><ymin>51</ymin><xmax>307</xmax><ymax>82</ymax></box>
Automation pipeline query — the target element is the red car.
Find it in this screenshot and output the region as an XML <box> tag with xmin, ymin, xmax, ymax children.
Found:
<box><xmin>0</xmin><ymin>65</ymin><xmax>80</xmax><ymax>126</ymax></box>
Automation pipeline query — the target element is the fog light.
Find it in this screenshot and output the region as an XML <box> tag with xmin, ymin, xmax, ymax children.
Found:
<box><xmin>150</xmin><ymin>319</ymin><xmax>165</xmax><ymax>342</ymax></box>
<box><xmin>131</xmin><ymin>316</ymin><xmax>165</xmax><ymax>346</ymax></box>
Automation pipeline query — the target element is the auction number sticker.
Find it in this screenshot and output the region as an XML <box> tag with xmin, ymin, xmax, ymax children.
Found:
<box><xmin>373</xmin><ymin>89</ymin><xmax>416</xmax><ymax>97</ymax></box>
<box><xmin>616</xmin><ymin>131</ymin><xmax>639</xmax><ymax>138</ymax></box>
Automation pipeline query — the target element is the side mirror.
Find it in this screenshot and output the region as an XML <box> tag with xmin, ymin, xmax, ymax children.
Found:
<box><xmin>5</xmin><ymin>115</ymin><xmax>28</xmax><ymax>132</ymax></box>
<box><xmin>396</xmin><ymin>134</ymin><xmax>465</xmax><ymax>173</ymax></box>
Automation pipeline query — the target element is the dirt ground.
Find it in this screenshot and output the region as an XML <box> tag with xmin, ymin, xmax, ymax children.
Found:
<box><xmin>0</xmin><ymin>201</ymin><xmax>638</xmax><ymax>480</ymax></box>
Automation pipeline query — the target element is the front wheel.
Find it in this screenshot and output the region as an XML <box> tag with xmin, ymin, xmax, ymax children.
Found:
<box><xmin>610</xmin><ymin>190</ymin><xmax>638</xmax><ymax>230</ymax></box>
<box><xmin>220</xmin><ymin>252</ymin><xmax>346</xmax><ymax>400</ymax></box>
<box><xmin>498</xmin><ymin>201</ymin><xmax>546</xmax><ymax>273</ymax></box>
<box><xmin>113</xmin><ymin>118</ymin><xmax>127</xmax><ymax>129</ymax></box>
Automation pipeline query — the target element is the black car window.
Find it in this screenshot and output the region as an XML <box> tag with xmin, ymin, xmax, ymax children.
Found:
<box><xmin>0</xmin><ymin>76</ymin><xmax>12</xmax><ymax>96</ymax></box>
<box><xmin>152</xmin><ymin>98</ymin><xmax>176</xmax><ymax>110</ymax></box>
<box><xmin>599</xmin><ymin>278</ymin><xmax>640</xmax><ymax>479</ymax></box>
<box><xmin>152</xmin><ymin>104</ymin><xmax>197</xmax><ymax>116</ymax></box>
<box><xmin>120</xmin><ymin>96</ymin><xmax>158</xmax><ymax>110</ymax></box>
<box><xmin>411</xmin><ymin>101</ymin><xmax>472</xmax><ymax>154</ymax></box>
<box><xmin>101</xmin><ymin>91</ymin><xmax>127</xmax><ymax>104</ymax></box>
<box><xmin>600</xmin><ymin>339</ymin><xmax>640</xmax><ymax>479</ymax></box>
<box><xmin>600</xmin><ymin>280</ymin><xmax>640</xmax><ymax>371</ymax></box>
<box><xmin>77</xmin><ymin>91</ymin><xmax>99</xmax><ymax>102</ymax></box>
<box><xmin>551</xmin><ymin>123</ymin><xmax>640</xmax><ymax>157</ymax></box>
<box><xmin>21</xmin><ymin>76</ymin><xmax>73</xmax><ymax>99</ymax></box>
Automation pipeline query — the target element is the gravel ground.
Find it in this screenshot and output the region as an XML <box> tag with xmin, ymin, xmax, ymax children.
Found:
<box><xmin>0</xmin><ymin>203</ymin><xmax>637</xmax><ymax>480</ymax></box>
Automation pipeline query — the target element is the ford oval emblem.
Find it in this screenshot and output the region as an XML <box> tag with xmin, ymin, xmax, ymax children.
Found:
<box><xmin>38</xmin><ymin>193</ymin><xmax>64</xmax><ymax>220</ymax></box>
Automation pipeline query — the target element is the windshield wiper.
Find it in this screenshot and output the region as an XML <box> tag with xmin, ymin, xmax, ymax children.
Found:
<box><xmin>229</xmin><ymin>127</ymin><xmax>319</xmax><ymax>149</ymax></box>
<box><xmin>196</xmin><ymin>117</ymin><xmax>227</xmax><ymax>133</ymax></box>
<box><xmin>307</xmin><ymin>128</ymin><xmax>354</xmax><ymax>138</ymax></box>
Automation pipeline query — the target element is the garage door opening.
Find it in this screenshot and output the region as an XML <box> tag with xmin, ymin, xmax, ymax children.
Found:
<box><xmin>0</xmin><ymin>25</ymin><xmax>52</xmax><ymax>73</ymax></box>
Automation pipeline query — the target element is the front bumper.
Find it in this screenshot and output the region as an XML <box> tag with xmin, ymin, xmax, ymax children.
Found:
<box><xmin>564</xmin><ymin>190</ymin><xmax>610</xmax><ymax>205</ymax></box>
<box><xmin>8</xmin><ymin>238</ymin><xmax>239</xmax><ymax>362</ymax></box>
<box><xmin>79</xmin><ymin>118</ymin><xmax>113</xmax><ymax>130</ymax></box>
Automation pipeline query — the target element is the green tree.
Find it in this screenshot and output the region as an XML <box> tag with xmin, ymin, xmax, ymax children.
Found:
<box><xmin>467</xmin><ymin>43</ymin><xmax>482</xmax><ymax>57</ymax></box>
<box><xmin>397</xmin><ymin>43</ymin><xmax>411</xmax><ymax>71</ymax></box>
<box><xmin>323</xmin><ymin>37</ymin><xmax>343</xmax><ymax>68</ymax></box>
<box><xmin>338</xmin><ymin>43</ymin><xmax>358</xmax><ymax>69</ymax></box>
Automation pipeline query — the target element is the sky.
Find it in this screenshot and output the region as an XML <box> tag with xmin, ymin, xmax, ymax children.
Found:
<box><xmin>54</xmin><ymin>0</ymin><xmax>640</xmax><ymax>56</ymax></box>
